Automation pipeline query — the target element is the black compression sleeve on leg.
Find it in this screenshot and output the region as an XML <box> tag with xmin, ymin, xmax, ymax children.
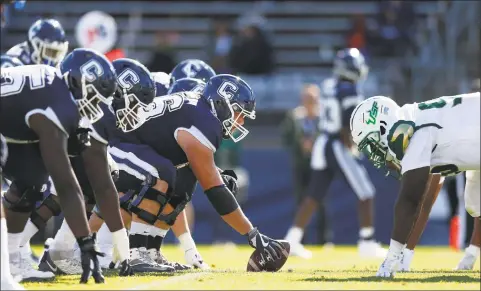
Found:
<box><xmin>204</xmin><ymin>185</ymin><xmax>239</xmax><ymax>216</ymax></box>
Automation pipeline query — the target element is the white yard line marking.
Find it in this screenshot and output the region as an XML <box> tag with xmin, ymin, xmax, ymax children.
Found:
<box><xmin>127</xmin><ymin>272</ymin><xmax>206</xmax><ymax>290</ymax></box>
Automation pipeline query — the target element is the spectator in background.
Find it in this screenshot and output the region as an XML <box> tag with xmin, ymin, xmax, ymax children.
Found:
<box><xmin>281</xmin><ymin>84</ymin><xmax>329</xmax><ymax>247</ymax></box>
<box><xmin>209</xmin><ymin>18</ymin><xmax>233</xmax><ymax>74</ymax></box>
<box><xmin>147</xmin><ymin>30</ymin><xmax>178</xmax><ymax>73</ymax></box>
<box><xmin>370</xmin><ymin>0</ymin><xmax>416</xmax><ymax>57</ymax></box>
<box><xmin>346</xmin><ymin>15</ymin><xmax>368</xmax><ymax>58</ymax></box>
<box><xmin>229</xmin><ymin>15</ymin><xmax>275</xmax><ymax>75</ymax></box>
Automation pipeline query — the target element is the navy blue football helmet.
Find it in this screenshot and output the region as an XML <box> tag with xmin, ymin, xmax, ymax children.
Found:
<box><xmin>170</xmin><ymin>59</ymin><xmax>216</xmax><ymax>84</ymax></box>
<box><xmin>0</xmin><ymin>54</ymin><xmax>23</xmax><ymax>68</ymax></box>
<box><xmin>202</xmin><ymin>74</ymin><xmax>256</xmax><ymax>142</ymax></box>
<box><xmin>60</xmin><ymin>48</ymin><xmax>118</xmax><ymax>124</ymax></box>
<box><xmin>333</xmin><ymin>48</ymin><xmax>368</xmax><ymax>82</ymax></box>
<box><xmin>27</xmin><ymin>18</ymin><xmax>68</xmax><ymax>66</ymax></box>
<box><xmin>112</xmin><ymin>58</ymin><xmax>156</xmax><ymax>132</ymax></box>
<box><xmin>168</xmin><ymin>77</ymin><xmax>206</xmax><ymax>94</ymax></box>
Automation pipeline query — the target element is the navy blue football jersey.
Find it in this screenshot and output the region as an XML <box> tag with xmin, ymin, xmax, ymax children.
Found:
<box><xmin>0</xmin><ymin>65</ymin><xmax>80</xmax><ymax>142</ymax></box>
<box><xmin>114</xmin><ymin>91</ymin><xmax>223</xmax><ymax>166</ymax></box>
<box><xmin>319</xmin><ymin>77</ymin><xmax>363</xmax><ymax>138</ymax></box>
<box><xmin>6</xmin><ymin>42</ymin><xmax>33</xmax><ymax>66</ymax></box>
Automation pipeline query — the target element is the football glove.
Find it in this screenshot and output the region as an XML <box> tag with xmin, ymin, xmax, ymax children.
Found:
<box><xmin>220</xmin><ymin>169</ymin><xmax>238</xmax><ymax>195</ymax></box>
<box><xmin>247</xmin><ymin>227</ymin><xmax>284</xmax><ymax>260</ymax></box>
<box><xmin>77</xmin><ymin>233</ymin><xmax>105</xmax><ymax>284</ymax></box>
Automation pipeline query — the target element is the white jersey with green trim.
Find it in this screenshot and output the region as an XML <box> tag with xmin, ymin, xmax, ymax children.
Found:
<box><xmin>397</xmin><ymin>92</ymin><xmax>480</xmax><ymax>176</ymax></box>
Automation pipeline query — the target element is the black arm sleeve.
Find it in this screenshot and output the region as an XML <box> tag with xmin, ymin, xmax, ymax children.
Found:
<box><xmin>205</xmin><ymin>185</ymin><xmax>239</xmax><ymax>216</ymax></box>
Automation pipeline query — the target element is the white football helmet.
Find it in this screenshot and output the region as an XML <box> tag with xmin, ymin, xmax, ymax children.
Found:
<box><xmin>350</xmin><ymin>96</ymin><xmax>403</xmax><ymax>174</ymax></box>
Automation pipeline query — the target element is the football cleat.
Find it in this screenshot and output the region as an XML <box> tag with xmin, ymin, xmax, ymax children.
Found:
<box><xmin>129</xmin><ymin>248</ymin><xmax>175</xmax><ymax>273</ymax></box>
<box><xmin>10</xmin><ymin>251</ymin><xmax>55</xmax><ymax>282</ymax></box>
<box><xmin>148</xmin><ymin>249</ymin><xmax>191</xmax><ymax>271</ymax></box>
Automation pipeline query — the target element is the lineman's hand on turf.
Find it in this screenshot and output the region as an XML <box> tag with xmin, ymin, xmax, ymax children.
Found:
<box><xmin>77</xmin><ymin>233</ymin><xmax>105</xmax><ymax>284</ymax></box>
<box><xmin>376</xmin><ymin>250</ymin><xmax>402</xmax><ymax>278</ymax></box>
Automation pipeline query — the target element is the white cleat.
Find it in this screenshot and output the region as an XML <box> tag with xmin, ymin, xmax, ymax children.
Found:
<box><xmin>1</xmin><ymin>279</ymin><xmax>25</xmax><ymax>290</ymax></box>
<box><xmin>10</xmin><ymin>252</ymin><xmax>55</xmax><ymax>282</ymax></box>
<box><xmin>289</xmin><ymin>243</ymin><xmax>313</xmax><ymax>259</ymax></box>
<box><xmin>358</xmin><ymin>240</ymin><xmax>388</xmax><ymax>258</ymax></box>
<box><xmin>455</xmin><ymin>253</ymin><xmax>478</xmax><ymax>270</ymax></box>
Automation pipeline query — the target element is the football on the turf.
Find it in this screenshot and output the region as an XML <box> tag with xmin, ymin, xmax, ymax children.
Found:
<box><xmin>247</xmin><ymin>240</ymin><xmax>290</xmax><ymax>272</ymax></box>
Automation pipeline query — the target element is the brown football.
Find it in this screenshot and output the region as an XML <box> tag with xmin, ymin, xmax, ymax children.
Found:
<box><xmin>246</xmin><ymin>240</ymin><xmax>290</xmax><ymax>272</ymax></box>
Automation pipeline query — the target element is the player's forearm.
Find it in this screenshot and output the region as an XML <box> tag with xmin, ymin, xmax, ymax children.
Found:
<box><xmin>221</xmin><ymin>208</ymin><xmax>254</xmax><ymax>235</ymax></box>
<box><xmin>391</xmin><ymin>168</ymin><xmax>431</xmax><ymax>244</ymax></box>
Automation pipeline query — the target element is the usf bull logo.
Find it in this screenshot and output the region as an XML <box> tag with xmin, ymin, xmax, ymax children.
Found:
<box><xmin>387</xmin><ymin>120</ymin><xmax>415</xmax><ymax>160</ymax></box>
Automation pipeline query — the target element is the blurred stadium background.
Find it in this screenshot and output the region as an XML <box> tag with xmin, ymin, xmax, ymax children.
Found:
<box><xmin>1</xmin><ymin>0</ymin><xmax>479</xmax><ymax>247</ymax></box>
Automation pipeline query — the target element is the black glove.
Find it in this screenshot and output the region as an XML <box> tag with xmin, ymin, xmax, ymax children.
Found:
<box><xmin>68</xmin><ymin>127</ymin><xmax>92</xmax><ymax>156</ymax></box>
<box><xmin>246</xmin><ymin>227</ymin><xmax>284</xmax><ymax>260</ymax></box>
<box><xmin>109</xmin><ymin>259</ymin><xmax>134</xmax><ymax>276</ymax></box>
<box><xmin>220</xmin><ymin>169</ymin><xmax>238</xmax><ymax>195</ymax></box>
<box><xmin>77</xmin><ymin>233</ymin><xmax>105</xmax><ymax>284</ymax></box>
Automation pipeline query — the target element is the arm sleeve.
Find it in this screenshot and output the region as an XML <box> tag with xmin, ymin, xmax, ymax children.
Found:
<box><xmin>400</xmin><ymin>128</ymin><xmax>433</xmax><ymax>175</ymax></box>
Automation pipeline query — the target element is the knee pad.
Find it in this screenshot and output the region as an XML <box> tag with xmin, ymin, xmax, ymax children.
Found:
<box><xmin>129</xmin><ymin>184</ymin><xmax>180</xmax><ymax>226</ymax></box>
<box><xmin>2</xmin><ymin>184</ymin><xmax>44</xmax><ymax>213</ymax></box>
<box><xmin>30</xmin><ymin>194</ymin><xmax>61</xmax><ymax>230</ymax></box>
<box><xmin>119</xmin><ymin>190</ymin><xmax>135</xmax><ymax>214</ymax></box>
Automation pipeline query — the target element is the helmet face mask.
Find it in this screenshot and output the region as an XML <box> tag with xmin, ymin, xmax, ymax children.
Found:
<box><xmin>221</xmin><ymin>101</ymin><xmax>256</xmax><ymax>142</ymax></box>
<box><xmin>30</xmin><ymin>37</ymin><xmax>68</xmax><ymax>66</ymax></box>
<box><xmin>115</xmin><ymin>89</ymin><xmax>151</xmax><ymax>132</ymax></box>
<box><xmin>75</xmin><ymin>73</ymin><xmax>113</xmax><ymax>124</ymax></box>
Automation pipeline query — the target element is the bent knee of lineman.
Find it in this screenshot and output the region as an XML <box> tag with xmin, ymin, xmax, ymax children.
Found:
<box><xmin>2</xmin><ymin>182</ymin><xmax>46</xmax><ymax>213</ymax></box>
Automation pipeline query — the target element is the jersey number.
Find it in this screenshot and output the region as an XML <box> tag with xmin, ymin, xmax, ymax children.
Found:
<box><xmin>418</xmin><ymin>96</ymin><xmax>463</xmax><ymax>110</ymax></box>
<box><xmin>145</xmin><ymin>93</ymin><xmax>185</xmax><ymax>121</ymax></box>
<box><xmin>1</xmin><ymin>66</ymin><xmax>46</xmax><ymax>97</ymax></box>
<box><xmin>431</xmin><ymin>164</ymin><xmax>461</xmax><ymax>177</ymax></box>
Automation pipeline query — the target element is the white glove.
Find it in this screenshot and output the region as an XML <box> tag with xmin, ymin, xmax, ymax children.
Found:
<box><xmin>376</xmin><ymin>240</ymin><xmax>404</xmax><ymax>278</ymax></box>
<box><xmin>399</xmin><ymin>248</ymin><xmax>414</xmax><ymax>272</ymax></box>
<box><xmin>455</xmin><ymin>245</ymin><xmax>479</xmax><ymax>270</ymax></box>
<box><xmin>111</xmin><ymin>228</ymin><xmax>130</xmax><ymax>265</ymax></box>
<box><xmin>178</xmin><ymin>232</ymin><xmax>209</xmax><ymax>270</ymax></box>
<box><xmin>185</xmin><ymin>248</ymin><xmax>210</xmax><ymax>270</ymax></box>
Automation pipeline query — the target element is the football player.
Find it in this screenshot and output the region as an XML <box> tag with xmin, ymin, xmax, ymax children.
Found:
<box><xmin>106</xmin><ymin>73</ymin><xmax>288</xmax><ymax>272</ymax></box>
<box><xmin>6</xmin><ymin>18</ymin><xmax>68</xmax><ymax>67</ymax></box>
<box><xmin>89</xmin><ymin>77</ymin><xmax>209</xmax><ymax>271</ymax></box>
<box><xmin>35</xmin><ymin>58</ymin><xmax>158</xmax><ymax>275</ymax></box>
<box><xmin>284</xmin><ymin>48</ymin><xmax>386</xmax><ymax>258</ymax></box>
<box><xmin>0</xmin><ymin>48</ymin><xmax>119</xmax><ymax>284</ymax></box>
<box><xmin>350</xmin><ymin>92</ymin><xmax>480</xmax><ymax>277</ymax></box>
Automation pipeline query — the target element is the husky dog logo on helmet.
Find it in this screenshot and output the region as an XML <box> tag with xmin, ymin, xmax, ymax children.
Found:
<box><xmin>75</xmin><ymin>10</ymin><xmax>117</xmax><ymax>54</ymax></box>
